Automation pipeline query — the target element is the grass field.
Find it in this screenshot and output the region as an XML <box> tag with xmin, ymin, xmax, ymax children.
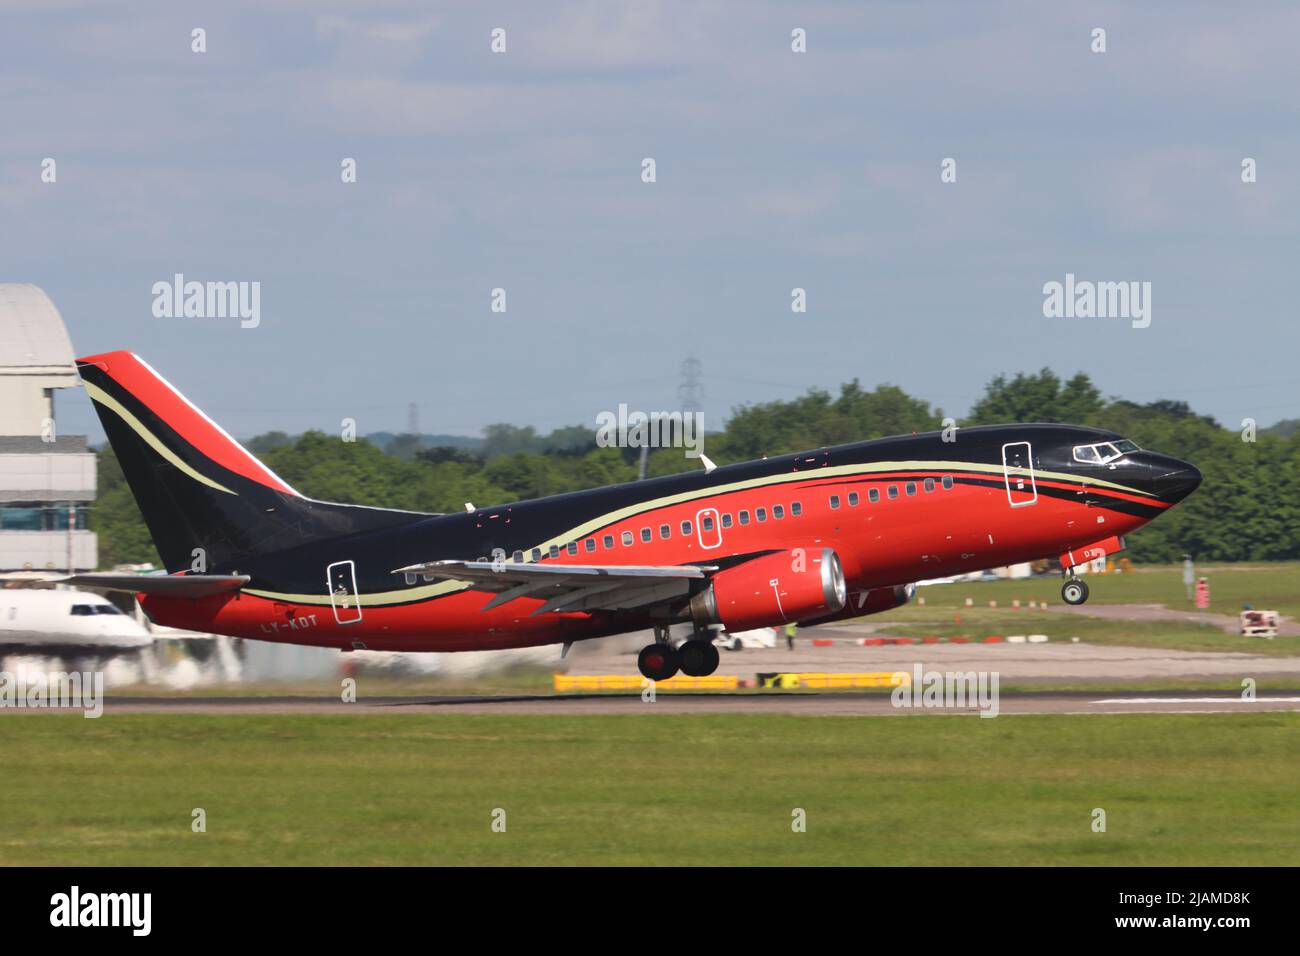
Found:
<box><xmin>3</xmin><ymin>712</ymin><xmax>1297</xmax><ymax>866</ymax></box>
<box><xmin>849</xmin><ymin>561</ymin><xmax>1300</xmax><ymax>656</ymax></box>
<box><xmin>897</xmin><ymin>561</ymin><xmax>1300</xmax><ymax>619</ymax></box>
<box><xmin>869</xmin><ymin>609</ymin><xmax>1300</xmax><ymax>656</ymax></box>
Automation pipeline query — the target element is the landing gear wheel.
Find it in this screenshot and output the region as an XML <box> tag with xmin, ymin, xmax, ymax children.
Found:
<box><xmin>1061</xmin><ymin>579</ymin><xmax>1089</xmax><ymax>606</ymax></box>
<box><xmin>637</xmin><ymin>643</ymin><xmax>680</xmax><ymax>681</ymax></box>
<box><xmin>678</xmin><ymin>639</ymin><xmax>721</xmax><ymax>677</ymax></box>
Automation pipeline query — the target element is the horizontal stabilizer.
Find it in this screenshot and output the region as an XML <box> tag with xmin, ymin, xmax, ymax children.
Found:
<box><xmin>63</xmin><ymin>573</ymin><xmax>250</xmax><ymax>598</ymax></box>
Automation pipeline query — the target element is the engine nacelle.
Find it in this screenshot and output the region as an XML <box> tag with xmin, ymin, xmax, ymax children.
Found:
<box><xmin>800</xmin><ymin>583</ymin><xmax>916</xmax><ymax>625</ymax></box>
<box><xmin>689</xmin><ymin>548</ymin><xmax>847</xmax><ymax>632</ymax></box>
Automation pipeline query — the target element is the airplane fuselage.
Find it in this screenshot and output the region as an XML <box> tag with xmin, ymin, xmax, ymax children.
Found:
<box><xmin>140</xmin><ymin>423</ymin><xmax>1200</xmax><ymax>653</ymax></box>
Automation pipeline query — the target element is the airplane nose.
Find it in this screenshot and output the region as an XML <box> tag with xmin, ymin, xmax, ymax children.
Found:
<box><xmin>1156</xmin><ymin>459</ymin><xmax>1202</xmax><ymax>504</ymax></box>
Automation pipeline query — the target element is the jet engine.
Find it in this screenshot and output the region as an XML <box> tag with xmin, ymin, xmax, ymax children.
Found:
<box><xmin>688</xmin><ymin>548</ymin><xmax>846</xmax><ymax>632</ymax></box>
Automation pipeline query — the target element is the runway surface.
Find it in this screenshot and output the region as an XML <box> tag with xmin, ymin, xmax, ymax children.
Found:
<box><xmin>5</xmin><ymin>689</ymin><xmax>1298</xmax><ymax>716</ymax></box>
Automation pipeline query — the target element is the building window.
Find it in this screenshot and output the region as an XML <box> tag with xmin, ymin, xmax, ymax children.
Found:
<box><xmin>738</xmin><ymin>510</ymin><xmax>750</xmax><ymax>525</ymax></box>
<box><xmin>868</xmin><ymin>488</ymin><xmax>880</xmax><ymax>503</ymax></box>
<box><xmin>640</xmin><ymin>527</ymin><xmax>652</xmax><ymax>543</ymax></box>
<box><xmin>848</xmin><ymin>492</ymin><xmax>859</xmax><ymax>507</ymax></box>
<box><xmin>0</xmin><ymin>501</ymin><xmax>91</xmax><ymax>531</ymax></box>
<box><xmin>791</xmin><ymin>502</ymin><xmax>802</xmax><ymax>516</ymax></box>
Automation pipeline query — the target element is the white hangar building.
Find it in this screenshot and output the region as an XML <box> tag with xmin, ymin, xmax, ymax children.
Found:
<box><xmin>0</xmin><ymin>284</ymin><xmax>97</xmax><ymax>571</ymax></box>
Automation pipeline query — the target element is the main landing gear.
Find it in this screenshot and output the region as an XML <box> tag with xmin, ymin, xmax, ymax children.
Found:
<box><xmin>637</xmin><ymin>626</ymin><xmax>720</xmax><ymax>681</ymax></box>
<box><xmin>1061</xmin><ymin>578</ymin><xmax>1090</xmax><ymax>606</ymax></box>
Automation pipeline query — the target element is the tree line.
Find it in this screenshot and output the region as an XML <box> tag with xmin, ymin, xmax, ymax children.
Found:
<box><xmin>92</xmin><ymin>370</ymin><xmax>1300</xmax><ymax>567</ymax></box>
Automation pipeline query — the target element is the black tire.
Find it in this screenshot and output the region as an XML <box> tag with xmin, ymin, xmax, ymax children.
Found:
<box><xmin>1061</xmin><ymin>579</ymin><xmax>1089</xmax><ymax>606</ymax></box>
<box><xmin>637</xmin><ymin>643</ymin><xmax>679</xmax><ymax>681</ymax></box>
<box><xmin>679</xmin><ymin>639</ymin><xmax>721</xmax><ymax>677</ymax></box>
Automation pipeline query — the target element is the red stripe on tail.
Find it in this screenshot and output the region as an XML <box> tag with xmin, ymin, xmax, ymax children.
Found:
<box><xmin>77</xmin><ymin>350</ymin><xmax>300</xmax><ymax>497</ymax></box>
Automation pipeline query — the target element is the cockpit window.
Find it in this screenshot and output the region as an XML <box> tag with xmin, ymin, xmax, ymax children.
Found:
<box><xmin>1073</xmin><ymin>439</ymin><xmax>1140</xmax><ymax>464</ymax></box>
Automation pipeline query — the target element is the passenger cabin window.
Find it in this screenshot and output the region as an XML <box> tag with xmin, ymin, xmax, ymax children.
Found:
<box><xmin>888</xmin><ymin>486</ymin><xmax>899</xmax><ymax>499</ymax></box>
<box><xmin>513</xmin><ymin>550</ymin><xmax>524</xmax><ymax>563</ymax></box>
<box><xmin>622</xmin><ymin>531</ymin><xmax>633</xmax><ymax>546</ymax></box>
<box><xmin>791</xmin><ymin>502</ymin><xmax>802</xmax><ymax>516</ymax></box>
<box><xmin>681</xmin><ymin>520</ymin><xmax>692</xmax><ymax>535</ymax></box>
<box><xmin>756</xmin><ymin>507</ymin><xmax>767</xmax><ymax>522</ymax></box>
<box><xmin>583</xmin><ymin>539</ymin><xmax>595</xmax><ymax>553</ymax></box>
<box><xmin>738</xmin><ymin>511</ymin><xmax>750</xmax><ymax>525</ymax></box>
<box><xmin>924</xmin><ymin>478</ymin><xmax>935</xmax><ymax>493</ymax></box>
<box><xmin>531</xmin><ymin>548</ymin><xmax>541</xmax><ymax>562</ymax></box>
<box><xmin>721</xmin><ymin>513</ymin><xmax>733</xmax><ymax>529</ymax></box>
<box><xmin>603</xmin><ymin>534</ymin><xmax>615</xmax><ymax>549</ymax></box>
<box><xmin>829</xmin><ymin>495</ymin><xmax>840</xmax><ymax>510</ymax></box>
<box><xmin>942</xmin><ymin>475</ymin><xmax>954</xmax><ymax>490</ymax></box>
<box><xmin>848</xmin><ymin>492</ymin><xmax>859</xmax><ymax>507</ymax></box>
<box><xmin>569</xmin><ymin>542</ymin><xmax>581</xmax><ymax>555</ymax></box>
<box><xmin>773</xmin><ymin>505</ymin><xmax>784</xmax><ymax>520</ymax></box>
<box><xmin>549</xmin><ymin>545</ymin><xmax>560</xmax><ymax>559</ymax></box>
<box><xmin>906</xmin><ymin>482</ymin><xmax>917</xmax><ymax>496</ymax></box>
<box><xmin>641</xmin><ymin>527</ymin><xmax>652</xmax><ymax>543</ymax></box>
<box><xmin>659</xmin><ymin>524</ymin><xmax>671</xmax><ymax>540</ymax></box>
<box><xmin>702</xmin><ymin>515</ymin><xmax>715</xmax><ymax>532</ymax></box>
<box><xmin>868</xmin><ymin>488</ymin><xmax>880</xmax><ymax>503</ymax></box>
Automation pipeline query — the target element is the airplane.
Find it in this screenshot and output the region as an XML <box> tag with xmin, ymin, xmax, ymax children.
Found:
<box><xmin>65</xmin><ymin>350</ymin><xmax>1201</xmax><ymax>681</ymax></box>
<box><xmin>0</xmin><ymin>586</ymin><xmax>153</xmax><ymax>649</ymax></box>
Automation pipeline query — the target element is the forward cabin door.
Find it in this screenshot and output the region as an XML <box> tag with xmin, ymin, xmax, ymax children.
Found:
<box><xmin>1001</xmin><ymin>441</ymin><xmax>1038</xmax><ymax>508</ymax></box>
<box><xmin>327</xmin><ymin>559</ymin><xmax>364</xmax><ymax>624</ymax></box>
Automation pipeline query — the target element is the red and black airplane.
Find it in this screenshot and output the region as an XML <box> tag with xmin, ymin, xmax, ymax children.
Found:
<box><xmin>70</xmin><ymin>350</ymin><xmax>1201</xmax><ymax>680</ymax></box>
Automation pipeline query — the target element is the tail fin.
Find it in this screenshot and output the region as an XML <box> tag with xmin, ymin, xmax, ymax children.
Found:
<box><xmin>79</xmin><ymin>351</ymin><xmax>411</xmax><ymax>573</ymax></box>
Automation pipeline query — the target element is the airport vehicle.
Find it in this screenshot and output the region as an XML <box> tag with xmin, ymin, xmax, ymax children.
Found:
<box><xmin>0</xmin><ymin>586</ymin><xmax>153</xmax><ymax>648</ymax></box>
<box><xmin>67</xmin><ymin>351</ymin><xmax>1201</xmax><ymax>680</ymax></box>
<box><xmin>1239</xmin><ymin>609</ymin><xmax>1279</xmax><ymax>639</ymax></box>
<box><xmin>715</xmin><ymin>627</ymin><xmax>777</xmax><ymax>651</ymax></box>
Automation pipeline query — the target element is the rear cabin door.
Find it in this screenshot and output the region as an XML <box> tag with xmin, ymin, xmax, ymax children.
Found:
<box><xmin>327</xmin><ymin>560</ymin><xmax>364</xmax><ymax>624</ymax></box>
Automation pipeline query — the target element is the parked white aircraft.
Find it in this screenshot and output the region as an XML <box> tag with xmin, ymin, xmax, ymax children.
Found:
<box><xmin>0</xmin><ymin>588</ymin><xmax>153</xmax><ymax>648</ymax></box>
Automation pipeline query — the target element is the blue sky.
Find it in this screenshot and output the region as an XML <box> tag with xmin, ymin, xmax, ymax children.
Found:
<box><xmin>4</xmin><ymin>1</ymin><xmax>1298</xmax><ymax>442</ymax></box>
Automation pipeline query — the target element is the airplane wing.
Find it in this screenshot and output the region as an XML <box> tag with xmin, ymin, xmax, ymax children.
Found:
<box><xmin>393</xmin><ymin>560</ymin><xmax>716</xmax><ymax>616</ymax></box>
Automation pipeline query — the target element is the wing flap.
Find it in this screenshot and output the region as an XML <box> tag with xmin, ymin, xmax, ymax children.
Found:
<box><xmin>391</xmin><ymin>560</ymin><xmax>714</xmax><ymax>614</ymax></box>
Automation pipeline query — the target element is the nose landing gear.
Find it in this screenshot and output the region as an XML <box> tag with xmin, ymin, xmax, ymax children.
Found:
<box><xmin>1061</xmin><ymin>578</ymin><xmax>1090</xmax><ymax>606</ymax></box>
